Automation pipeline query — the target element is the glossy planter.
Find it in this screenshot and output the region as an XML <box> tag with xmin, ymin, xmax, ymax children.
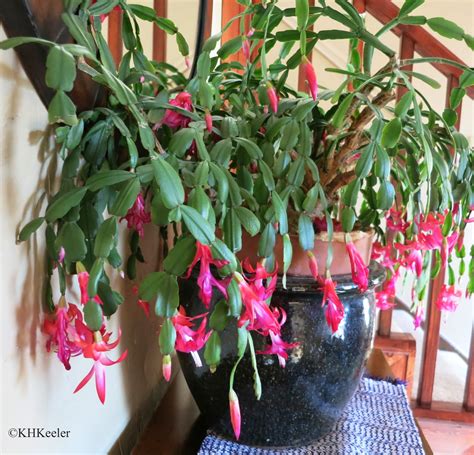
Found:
<box><xmin>178</xmin><ymin>263</ymin><xmax>385</xmax><ymax>447</ymax></box>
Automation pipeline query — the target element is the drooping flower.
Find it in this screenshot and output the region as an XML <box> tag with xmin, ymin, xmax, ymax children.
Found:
<box><xmin>302</xmin><ymin>57</ymin><xmax>318</xmax><ymax>101</ymax></box>
<box><xmin>42</xmin><ymin>300</ymin><xmax>82</xmax><ymax>370</ymax></box>
<box><xmin>322</xmin><ymin>277</ymin><xmax>344</xmax><ymax>333</ymax></box>
<box><xmin>205</xmin><ymin>111</ymin><xmax>213</xmax><ymax>134</ymax></box>
<box><xmin>132</xmin><ymin>284</ymin><xmax>150</xmax><ymax>318</ymax></box>
<box><xmin>346</xmin><ymin>241</ymin><xmax>369</xmax><ymax>292</ymax></box>
<box><xmin>186</xmin><ymin>242</ymin><xmax>229</xmax><ymax>308</ymax></box>
<box><xmin>371</xmin><ymin>242</ymin><xmax>397</xmax><ymax>273</ymax></box>
<box><xmin>436</xmin><ymin>285</ymin><xmax>462</xmax><ymax>312</ymax></box>
<box><xmin>58</xmin><ymin>247</ymin><xmax>65</xmax><ymax>264</ymax></box>
<box><xmin>120</xmin><ymin>193</ymin><xmax>151</xmax><ymax>237</ymax></box>
<box><xmin>404</xmin><ymin>249</ymin><xmax>423</xmax><ymax>277</ymax></box>
<box><xmin>413</xmin><ymin>305</ymin><xmax>424</xmax><ymax>329</ymax></box>
<box><xmin>266</xmin><ymin>84</ymin><xmax>278</xmax><ymax>113</ymax></box>
<box><xmin>77</xmin><ymin>272</ymin><xmax>102</xmax><ymax>306</ymax></box>
<box><xmin>229</xmin><ymin>389</ymin><xmax>241</xmax><ymax>440</ymax></box>
<box><xmin>374</xmin><ymin>272</ymin><xmax>398</xmax><ymax>310</ymax></box>
<box><xmin>161</xmin><ymin>92</ymin><xmax>193</xmax><ymax>129</ymax></box>
<box><xmin>73</xmin><ymin>323</ymin><xmax>128</xmax><ymax>404</ymax></box>
<box><xmin>162</xmin><ymin>354</ymin><xmax>172</xmax><ymax>382</ymax></box>
<box><xmin>416</xmin><ymin>212</ymin><xmax>458</xmax><ymax>267</ymax></box>
<box><xmin>234</xmin><ymin>263</ymin><xmax>280</xmax><ymax>336</ymax></box>
<box><xmin>172</xmin><ymin>307</ymin><xmax>212</xmax><ymax>367</ymax></box>
<box><xmin>386</xmin><ymin>209</ymin><xmax>410</xmax><ymax>234</ymax></box>
<box><xmin>307</xmin><ymin>251</ymin><xmax>320</xmax><ymax>282</ymax></box>
<box><xmin>257</xmin><ymin>309</ymin><xmax>298</xmax><ymax>367</ymax></box>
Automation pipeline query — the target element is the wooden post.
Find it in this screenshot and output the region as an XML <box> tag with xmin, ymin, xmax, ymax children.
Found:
<box><xmin>153</xmin><ymin>0</ymin><xmax>167</xmax><ymax>62</ymax></box>
<box><xmin>397</xmin><ymin>34</ymin><xmax>415</xmax><ymax>99</ymax></box>
<box><xmin>107</xmin><ymin>8</ymin><xmax>123</xmax><ymax>67</ymax></box>
<box><xmin>204</xmin><ymin>0</ymin><xmax>213</xmax><ymax>41</ymax></box>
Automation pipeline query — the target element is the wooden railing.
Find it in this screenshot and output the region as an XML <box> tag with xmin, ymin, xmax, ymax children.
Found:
<box><xmin>105</xmin><ymin>0</ymin><xmax>473</xmax><ymax>422</ymax></box>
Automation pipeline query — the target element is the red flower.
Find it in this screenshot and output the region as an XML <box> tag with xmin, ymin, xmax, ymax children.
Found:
<box><xmin>386</xmin><ymin>209</ymin><xmax>410</xmax><ymax>234</ymax></box>
<box><xmin>229</xmin><ymin>389</ymin><xmax>241</xmax><ymax>440</ymax></box>
<box><xmin>235</xmin><ymin>262</ymin><xmax>280</xmax><ymax>336</ymax></box>
<box><xmin>266</xmin><ymin>84</ymin><xmax>278</xmax><ymax>113</ymax></box>
<box><xmin>372</xmin><ymin>242</ymin><xmax>397</xmax><ymax>273</ymax></box>
<box><xmin>42</xmin><ymin>301</ymin><xmax>82</xmax><ymax>370</ymax></box>
<box><xmin>120</xmin><ymin>193</ymin><xmax>151</xmax><ymax>237</ymax></box>
<box><xmin>375</xmin><ymin>272</ymin><xmax>398</xmax><ymax>310</ymax></box>
<box><xmin>162</xmin><ymin>354</ymin><xmax>172</xmax><ymax>382</ymax></box>
<box><xmin>307</xmin><ymin>251</ymin><xmax>320</xmax><ymax>282</ymax></box>
<box><xmin>73</xmin><ymin>322</ymin><xmax>127</xmax><ymax>404</ymax></box>
<box><xmin>186</xmin><ymin>242</ymin><xmax>229</xmax><ymax>308</ymax></box>
<box><xmin>257</xmin><ymin>309</ymin><xmax>298</xmax><ymax>367</ymax></box>
<box><xmin>322</xmin><ymin>277</ymin><xmax>344</xmax><ymax>333</ymax></box>
<box><xmin>162</xmin><ymin>92</ymin><xmax>193</xmax><ymax>128</ymax></box>
<box><xmin>346</xmin><ymin>242</ymin><xmax>369</xmax><ymax>292</ymax></box>
<box><xmin>77</xmin><ymin>272</ymin><xmax>103</xmax><ymax>306</ymax></box>
<box><xmin>302</xmin><ymin>57</ymin><xmax>318</xmax><ymax>101</ymax></box>
<box><xmin>205</xmin><ymin>111</ymin><xmax>213</xmax><ymax>134</ymax></box>
<box><xmin>413</xmin><ymin>305</ymin><xmax>424</xmax><ymax>329</ymax></box>
<box><xmin>172</xmin><ymin>307</ymin><xmax>212</xmax><ymax>367</ymax></box>
<box><xmin>436</xmin><ymin>285</ymin><xmax>462</xmax><ymax>312</ymax></box>
<box><xmin>132</xmin><ymin>284</ymin><xmax>150</xmax><ymax>317</ymax></box>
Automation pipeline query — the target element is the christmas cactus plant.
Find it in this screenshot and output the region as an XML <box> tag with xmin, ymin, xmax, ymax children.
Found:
<box><xmin>2</xmin><ymin>0</ymin><xmax>473</xmax><ymax>440</ymax></box>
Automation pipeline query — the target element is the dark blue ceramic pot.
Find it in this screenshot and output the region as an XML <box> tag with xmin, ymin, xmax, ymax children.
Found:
<box><xmin>178</xmin><ymin>263</ymin><xmax>385</xmax><ymax>447</ymax></box>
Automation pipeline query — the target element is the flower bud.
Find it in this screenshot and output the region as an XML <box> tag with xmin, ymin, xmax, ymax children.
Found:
<box><xmin>162</xmin><ymin>354</ymin><xmax>172</xmax><ymax>382</ymax></box>
<box><xmin>229</xmin><ymin>389</ymin><xmax>241</xmax><ymax>440</ymax></box>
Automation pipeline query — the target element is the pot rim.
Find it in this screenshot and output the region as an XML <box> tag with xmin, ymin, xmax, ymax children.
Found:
<box><xmin>275</xmin><ymin>261</ymin><xmax>386</xmax><ymax>294</ymax></box>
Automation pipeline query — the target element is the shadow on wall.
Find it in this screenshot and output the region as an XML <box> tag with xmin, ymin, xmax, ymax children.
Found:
<box><xmin>4</xmin><ymin>59</ymin><xmax>170</xmax><ymax>452</ymax></box>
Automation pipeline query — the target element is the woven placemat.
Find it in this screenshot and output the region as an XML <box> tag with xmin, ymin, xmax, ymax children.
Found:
<box><xmin>198</xmin><ymin>377</ymin><xmax>424</xmax><ymax>455</ymax></box>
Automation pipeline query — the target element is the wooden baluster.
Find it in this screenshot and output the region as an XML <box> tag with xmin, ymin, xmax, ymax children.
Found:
<box><xmin>378</xmin><ymin>34</ymin><xmax>415</xmax><ymax>338</ymax></box>
<box><xmin>204</xmin><ymin>0</ymin><xmax>213</xmax><ymax>41</ymax></box>
<box><xmin>108</xmin><ymin>8</ymin><xmax>123</xmax><ymax>66</ymax></box>
<box><xmin>221</xmin><ymin>1</ymin><xmax>244</xmax><ymax>64</ymax></box>
<box><xmin>297</xmin><ymin>0</ymin><xmax>316</xmax><ymax>92</ymax></box>
<box><xmin>153</xmin><ymin>0</ymin><xmax>167</xmax><ymax>62</ymax></box>
<box><xmin>418</xmin><ymin>76</ymin><xmax>461</xmax><ymax>409</ymax></box>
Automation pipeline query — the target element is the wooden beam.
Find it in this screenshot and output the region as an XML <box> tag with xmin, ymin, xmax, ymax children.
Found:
<box><xmin>413</xmin><ymin>402</ymin><xmax>474</xmax><ymax>424</ymax></box>
<box><xmin>464</xmin><ymin>323</ymin><xmax>474</xmax><ymax>412</ymax></box>
<box><xmin>153</xmin><ymin>0</ymin><xmax>167</xmax><ymax>62</ymax></box>
<box><xmin>107</xmin><ymin>8</ymin><xmax>122</xmax><ymax>66</ymax></box>
<box><xmin>297</xmin><ymin>0</ymin><xmax>316</xmax><ymax>92</ymax></box>
<box><xmin>365</xmin><ymin>0</ymin><xmax>474</xmax><ymax>99</ymax></box>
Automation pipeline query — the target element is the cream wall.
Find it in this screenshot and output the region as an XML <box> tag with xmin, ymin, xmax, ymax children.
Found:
<box><xmin>0</xmin><ymin>27</ymin><xmax>170</xmax><ymax>454</ymax></box>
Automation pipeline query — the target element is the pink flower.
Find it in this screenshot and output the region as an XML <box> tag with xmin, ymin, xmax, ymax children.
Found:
<box><xmin>205</xmin><ymin>111</ymin><xmax>213</xmax><ymax>134</ymax></box>
<box><xmin>229</xmin><ymin>389</ymin><xmax>241</xmax><ymax>440</ymax></box>
<box><xmin>186</xmin><ymin>242</ymin><xmax>229</xmax><ymax>308</ymax></box>
<box><xmin>416</xmin><ymin>212</ymin><xmax>458</xmax><ymax>267</ymax></box>
<box><xmin>346</xmin><ymin>242</ymin><xmax>369</xmax><ymax>292</ymax></box>
<box><xmin>302</xmin><ymin>57</ymin><xmax>318</xmax><ymax>101</ymax></box>
<box><xmin>42</xmin><ymin>302</ymin><xmax>82</xmax><ymax>370</ymax></box>
<box><xmin>77</xmin><ymin>272</ymin><xmax>102</xmax><ymax>306</ymax></box>
<box><xmin>172</xmin><ymin>307</ymin><xmax>212</xmax><ymax>367</ymax></box>
<box><xmin>375</xmin><ymin>272</ymin><xmax>398</xmax><ymax>310</ymax></box>
<box><xmin>120</xmin><ymin>193</ymin><xmax>151</xmax><ymax>237</ymax></box>
<box><xmin>307</xmin><ymin>251</ymin><xmax>320</xmax><ymax>282</ymax></box>
<box><xmin>266</xmin><ymin>84</ymin><xmax>278</xmax><ymax>113</ymax></box>
<box><xmin>371</xmin><ymin>242</ymin><xmax>397</xmax><ymax>273</ymax></box>
<box><xmin>436</xmin><ymin>285</ymin><xmax>462</xmax><ymax>312</ymax></box>
<box><xmin>162</xmin><ymin>92</ymin><xmax>193</xmax><ymax>128</ymax></box>
<box><xmin>235</xmin><ymin>262</ymin><xmax>280</xmax><ymax>336</ymax></box>
<box><xmin>386</xmin><ymin>209</ymin><xmax>410</xmax><ymax>234</ymax></box>
<box><xmin>185</xmin><ymin>56</ymin><xmax>191</xmax><ymax>69</ymax></box>
<box><xmin>58</xmin><ymin>247</ymin><xmax>65</xmax><ymax>264</ymax></box>
<box><xmin>242</xmin><ymin>39</ymin><xmax>250</xmax><ymax>61</ymax></box>
<box><xmin>257</xmin><ymin>309</ymin><xmax>298</xmax><ymax>367</ymax></box>
<box><xmin>413</xmin><ymin>305</ymin><xmax>424</xmax><ymax>329</ymax></box>
<box><xmin>132</xmin><ymin>284</ymin><xmax>150</xmax><ymax>317</ymax></box>
<box><xmin>322</xmin><ymin>277</ymin><xmax>344</xmax><ymax>333</ymax></box>
<box><xmin>73</xmin><ymin>323</ymin><xmax>128</xmax><ymax>404</ymax></box>
<box><xmin>405</xmin><ymin>250</ymin><xmax>423</xmax><ymax>277</ymax></box>
<box><xmin>162</xmin><ymin>354</ymin><xmax>172</xmax><ymax>382</ymax></box>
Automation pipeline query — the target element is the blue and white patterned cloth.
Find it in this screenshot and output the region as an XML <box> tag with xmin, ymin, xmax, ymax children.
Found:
<box><xmin>198</xmin><ymin>377</ymin><xmax>424</xmax><ymax>455</ymax></box>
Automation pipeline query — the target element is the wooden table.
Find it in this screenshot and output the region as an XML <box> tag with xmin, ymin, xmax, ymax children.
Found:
<box><xmin>133</xmin><ymin>349</ymin><xmax>433</xmax><ymax>455</ymax></box>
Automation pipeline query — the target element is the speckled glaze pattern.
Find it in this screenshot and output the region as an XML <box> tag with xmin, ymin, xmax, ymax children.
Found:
<box><xmin>178</xmin><ymin>263</ymin><xmax>385</xmax><ymax>447</ymax></box>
